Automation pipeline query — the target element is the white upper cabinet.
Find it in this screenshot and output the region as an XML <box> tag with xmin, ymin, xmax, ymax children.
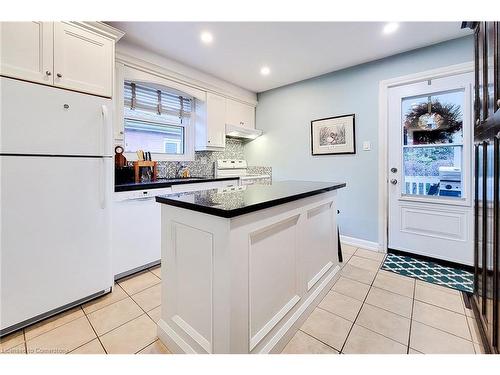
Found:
<box><xmin>226</xmin><ymin>98</ymin><xmax>255</xmax><ymax>129</ymax></box>
<box><xmin>53</xmin><ymin>22</ymin><xmax>114</xmax><ymax>97</ymax></box>
<box><xmin>0</xmin><ymin>22</ymin><xmax>122</xmax><ymax>98</ymax></box>
<box><xmin>206</xmin><ymin>93</ymin><xmax>226</xmax><ymax>148</ymax></box>
<box><xmin>195</xmin><ymin>92</ymin><xmax>226</xmax><ymax>150</ymax></box>
<box><xmin>0</xmin><ymin>22</ymin><xmax>54</xmax><ymax>85</ymax></box>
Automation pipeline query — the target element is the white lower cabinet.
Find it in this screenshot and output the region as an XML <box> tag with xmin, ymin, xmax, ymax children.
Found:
<box><xmin>157</xmin><ymin>190</ymin><xmax>341</xmax><ymax>353</ymax></box>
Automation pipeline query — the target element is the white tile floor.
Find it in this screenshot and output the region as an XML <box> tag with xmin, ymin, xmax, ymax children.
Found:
<box><xmin>282</xmin><ymin>245</ymin><xmax>483</xmax><ymax>354</ymax></box>
<box><xmin>0</xmin><ymin>244</ymin><xmax>484</xmax><ymax>354</ymax></box>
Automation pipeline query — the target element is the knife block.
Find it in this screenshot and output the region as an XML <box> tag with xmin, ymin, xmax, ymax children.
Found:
<box><xmin>133</xmin><ymin>161</ymin><xmax>158</xmax><ymax>183</ymax></box>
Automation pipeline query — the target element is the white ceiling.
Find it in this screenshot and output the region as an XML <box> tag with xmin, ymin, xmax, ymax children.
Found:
<box><xmin>107</xmin><ymin>22</ymin><xmax>472</xmax><ymax>93</ymax></box>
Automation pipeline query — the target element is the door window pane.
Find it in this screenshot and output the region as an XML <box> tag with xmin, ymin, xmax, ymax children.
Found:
<box><xmin>403</xmin><ymin>146</ymin><xmax>463</xmax><ymax>197</ymax></box>
<box><xmin>402</xmin><ymin>90</ymin><xmax>464</xmax><ymax>146</ymax></box>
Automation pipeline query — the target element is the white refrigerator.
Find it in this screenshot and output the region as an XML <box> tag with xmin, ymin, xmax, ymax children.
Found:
<box><xmin>0</xmin><ymin>77</ymin><xmax>113</xmax><ymax>335</ymax></box>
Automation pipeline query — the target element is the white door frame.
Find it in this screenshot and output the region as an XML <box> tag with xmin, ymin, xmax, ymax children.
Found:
<box><xmin>377</xmin><ymin>62</ymin><xmax>474</xmax><ymax>253</ymax></box>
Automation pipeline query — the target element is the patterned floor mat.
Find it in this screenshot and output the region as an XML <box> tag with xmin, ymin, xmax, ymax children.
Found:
<box><xmin>381</xmin><ymin>252</ymin><xmax>473</xmax><ymax>293</ymax></box>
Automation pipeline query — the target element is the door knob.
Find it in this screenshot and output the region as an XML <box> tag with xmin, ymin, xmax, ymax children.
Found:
<box><xmin>390</xmin><ymin>167</ymin><xmax>397</xmax><ymax>173</ymax></box>
<box><xmin>390</xmin><ymin>179</ymin><xmax>398</xmax><ymax>185</ymax></box>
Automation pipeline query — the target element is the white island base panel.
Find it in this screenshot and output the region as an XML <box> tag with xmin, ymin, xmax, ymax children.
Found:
<box><xmin>157</xmin><ymin>190</ymin><xmax>341</xmax><ymax>353</ymax></box>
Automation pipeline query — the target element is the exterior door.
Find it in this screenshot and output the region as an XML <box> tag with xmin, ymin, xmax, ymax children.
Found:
<box><xmin>388</xmin><ymin>72</ymin><xmax>474</xmax><ymax>265</ymax></box>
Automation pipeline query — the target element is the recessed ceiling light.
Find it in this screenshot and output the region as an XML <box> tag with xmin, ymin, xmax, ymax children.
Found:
<box><xmin>200</xmin><ymin>31</ymin><xmax>213</xmax><ymax>44</ymax></box>
<box><xmin>260</xmin><ymin>66</ymin><xmax>271</xmax><ymax>76</ymax></box>
<box><xmin>383</xmin><ymin>22</ymin><xmax>399</xmax><ymax>35</ymax></box>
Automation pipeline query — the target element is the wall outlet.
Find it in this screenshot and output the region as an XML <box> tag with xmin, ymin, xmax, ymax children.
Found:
<box><xmin>362</xmin><ymin>141</ymin><xmax>371</xmax><ymax>151</ymax></box>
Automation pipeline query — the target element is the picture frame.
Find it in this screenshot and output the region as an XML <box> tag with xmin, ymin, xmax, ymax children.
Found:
<box><xmin>311</xmin><ymin>113</ymin><xmax>356</xmax><ymax>155</ymax></box>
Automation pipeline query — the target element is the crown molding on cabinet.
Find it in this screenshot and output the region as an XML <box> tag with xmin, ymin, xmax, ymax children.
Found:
<box><xmin>69</xmin><ymin>21</ymin><xmax>125</xmax><ymax>42</ymax></box>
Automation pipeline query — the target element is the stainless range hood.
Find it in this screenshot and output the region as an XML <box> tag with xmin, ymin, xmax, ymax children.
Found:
<box><xmin>225</xmin><ymin>124</ymin><xmax>263</xmax><ymax>141</ymax></box>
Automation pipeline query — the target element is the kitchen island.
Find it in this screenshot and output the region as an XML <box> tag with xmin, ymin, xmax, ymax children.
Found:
<box><xmin>155</xmin><ymin>181</ymin><xmax>346</xmax><ymax>353</ymax></box>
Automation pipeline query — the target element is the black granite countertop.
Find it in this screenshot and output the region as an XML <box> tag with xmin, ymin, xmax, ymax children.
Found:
<box><xmin>155</xmin><ymin>181</ymin><xmax>346</xmax><ymax>218</ymax></box>
<box><xmin>115</xmin><ymin>176</ymin><xmax>239</xmax><ymax>192</ymax></box>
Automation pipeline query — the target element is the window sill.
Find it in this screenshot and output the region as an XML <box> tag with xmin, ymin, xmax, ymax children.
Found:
<box><xmin>124</xmin><ymin>152</ymin><xmax>195</xmax><ymax>162</ymax></box>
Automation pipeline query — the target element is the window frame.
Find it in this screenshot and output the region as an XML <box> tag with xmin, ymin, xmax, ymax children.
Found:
<box><xmin>116</xmin><ymin>63</ymin><xmax>195</xmax><ymax>162</ymax></box>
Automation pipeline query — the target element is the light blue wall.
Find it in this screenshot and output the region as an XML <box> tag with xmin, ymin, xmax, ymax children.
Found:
<box><xmin>245</xmin><ymin>36</ymin><xmax>473</xmax><ymax>244</ymax></box>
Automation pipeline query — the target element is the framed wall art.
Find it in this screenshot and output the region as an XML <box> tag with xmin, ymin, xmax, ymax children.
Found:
<box><xmin>311</xmin><ymin>114</ymin><xmax>356</xmax><ymax>155</ymax></box>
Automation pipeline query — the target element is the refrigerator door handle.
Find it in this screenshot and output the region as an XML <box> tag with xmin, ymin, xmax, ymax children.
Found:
<box><xmin>101</xmin><ymin>105</ymin><xmax>109</xmax><ymax>157</ymax></box>
<box><xmin>99</xmin><ymin>158</ymin><xmax>106</xmax><ymax>209</ymax></box>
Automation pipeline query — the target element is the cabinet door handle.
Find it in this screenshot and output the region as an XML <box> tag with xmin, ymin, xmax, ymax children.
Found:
<box><xmin>56</xmin><ymin>73</ymin><xmax>62</xmax><ymax>78</ymax></box>
<box><xmin>45</xmin><ymin>71</ymin><xmax>52</xmax><ymax>76</ymax></box>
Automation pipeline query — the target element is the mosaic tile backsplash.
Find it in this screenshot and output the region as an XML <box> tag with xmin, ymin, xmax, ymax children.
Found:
<box><xmin>155</xmin><ymin>138</ymin><xmax>271</xmax><ymax>179</ymax></box>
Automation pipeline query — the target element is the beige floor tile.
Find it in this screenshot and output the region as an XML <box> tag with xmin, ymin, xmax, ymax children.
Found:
<box><xmin>473</xmin><ymin>343</ymin><xmax>486</xmax><ymax>354</ymax></box>
<box><xmin>340</xmin><ymin>251</ymin><xmax>353</xmax><ymax>265</ymax></box>
<box><xmin>354</xmin><ymin>248</ymin><xmax>386</xmax><ymax>262</ymax></box>
<box><xmin>100</xmin><ymin>314</ymin><xmax>157</xmax><ymax>354</ymax></box>
<box><xmin>147</xmin><ymin>306</ymin><xmax>161</xmax><ymax>324</ymax></box>
<box><xmin>319</xmin><ymin>291</ymin><xmax>362</xmax><ymax>322</ymax></box>
<box><xmin>409</xmin><ymin>348</ymin><xmax>423</xmax><ymax>354</ymax></box>
<box><xmin>414</xmin><ymin>283</ymin><xmax>464</xmax><ymax>313</ymax></box>
<box><xmin>25</xmin><ymin>307</ymin><xmax>84</xmax><ymax>341</ymax></box>
<box><xmin>118</xmin><ymin>271</ymin><xmax>161</xmax><ymax>295</ymax></box>
<box><xmin>69</xmin><ymin>339</ymin><xmax>106</xmax><ymax>354</ymax></box>
<box><xmin>26</xmin><ymin>316</ymin><xmax>96</xmax><ymax>354</ymax></box>
<box><xmin>356</xmin><ymin>303</ymin><xmax>410</xmax><ymax>345</ymax></box>
<box><xmin>282</xmin><ymin>330</ymin><xmax>338</xmax><ymax>354</ymax></box>
<box><xmin>416</xmin><ymin>279</ymin><xmax>460</xmax><ymax>295</ymax></box>
<box><xmin>1</xmin><ymin>343</ymin><xmax>26</xmax><ymax>354</ymax></box>
<box><xmin>365</xmin><ymin>287</ymin><xmax>413</xmax><ymax>318</ymax></box>
<box><xmin>373</xmin><ymin>270</ymin><xmax>415</xmax><ymax>298</ymax></box>
<box><xmin>149</xmin><ymin>266</ymin><xmax>161</xmax><ymax>279</ymax></box>
<box><xmin>340</xmin><ymin>264</ymin><xmax>376</xmax><ymax>285</ymax></box>
<box><xmin>410</xmin><ymin>321</ymin><xmax>475</xmax><ymax>354</ymax></box>
<box><xmin>87</xmin><ymin>298</ymin><xmax>143</xmax><ymax>336</ymax></box>
<box><xmin>331</xmin><ymin>276</ymin><xmax>370</xmax><ymax>301</ymax></box>
<box><xmin>0</xmin><ymin>330</ymin><xmax>24</xmax><ymax>352</ymax></box>
<box><xmin>131</xmin><ymin>284</ymin><xmax>161</xmax><ymax>312</ymax></box>
<box><xmin>300</xmin><ymin>308</ymin><xmax>352</xmax><ymax>351</ymax></box>
<box><xmin>82</xmin><ymin>284</ymin><xmax>128</xmax><ymax>315</ymax></box>
<box><xmin>466</xmin><ymin>316</ymin><xmax>481</xmax><ymax>344</ymax></box>
<box><xmin>138</xmin><ymin>339</ymin><xmax>171</xmax><ymax>354</ymax></box>
<box><xmin>347</xmin><ymin>256</ymin><xmax>381</xmax><ymax>271</ymax></box>
<box><xmin>341</xmin><ymin>244</ymin><xmax>357</xmax><ymax>254</ymax></box>
<box><xmin>412</xmin><ymin>301</ymin><xmax>470</xmax><ymax>340</ymax></box>
<box><xmin>343</xmin><ymin>324</ymin><xmax>407</xmax><ymax>354</ymax></box>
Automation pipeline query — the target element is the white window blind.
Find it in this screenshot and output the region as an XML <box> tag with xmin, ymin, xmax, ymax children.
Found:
<box><xmin>124</xmin><ymin>81</ymin><xmax>192</xmax><ymax>121</ymax></box>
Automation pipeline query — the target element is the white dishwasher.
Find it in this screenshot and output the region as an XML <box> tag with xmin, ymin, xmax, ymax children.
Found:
<box><xmin>112</xmin><ymin>187</ymin><xmax>171</xmax><ymax>280</ymax></box>
<box><xmin>112</xmin><ymin>179</ymin><xmax>238</xmax><ymax>279</ymax></box>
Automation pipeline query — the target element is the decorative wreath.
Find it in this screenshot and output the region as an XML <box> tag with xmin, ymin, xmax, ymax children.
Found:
<box><xmin>404</xmin><ymin>101</ymin><xmax>463</xmax><ymax>144</ymax></box>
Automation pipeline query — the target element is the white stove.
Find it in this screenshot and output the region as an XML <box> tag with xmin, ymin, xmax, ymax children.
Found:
<box><xmin>215</xmin><ymin>159</ymin><xmax>271</xmax><ymax>185</ymax></box>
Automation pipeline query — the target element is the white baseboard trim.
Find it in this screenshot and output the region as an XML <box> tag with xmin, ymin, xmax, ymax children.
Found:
<box><xmin>340</xmin><ymin>235</ymin><xmax>383</xmax><ymax>252</ymax></box>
